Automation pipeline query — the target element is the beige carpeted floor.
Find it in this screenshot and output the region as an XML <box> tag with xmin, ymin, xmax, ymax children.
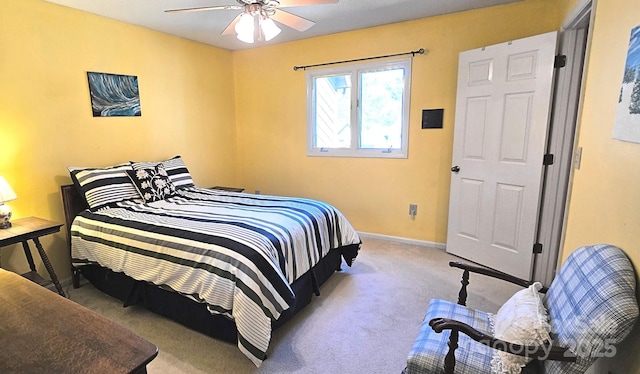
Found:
<box><xmin>66</xmin><ymin>237</ymin><xmax>521</xmax><ymax>374</ymax></box>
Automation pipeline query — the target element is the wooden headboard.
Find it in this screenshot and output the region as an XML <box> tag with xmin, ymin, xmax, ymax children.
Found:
<box><xmin>60</xmin><ymin>184</ymin><xmax>89</xmax><ymax>288</ymax></box>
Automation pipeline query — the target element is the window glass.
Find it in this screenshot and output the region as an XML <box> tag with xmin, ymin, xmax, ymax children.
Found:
<box><xmin>360</xmin><ymin>68</ymin><xmax>405</xmax><ymax>150</ymax></box>
<box><xmin>306</xmin><ymin>58</ymin><xmax>411</xmax><ymax>158</ymax></box>
<box><xmin>313</xmin><ymin>74</ymin><xmax>351</xmax><ymax>148</ymax></box>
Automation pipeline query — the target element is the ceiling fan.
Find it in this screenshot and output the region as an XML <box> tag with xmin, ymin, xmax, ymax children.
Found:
<box><xmin>165</xmin><ymin>0</ymin><xmax>338</xmax><ymax>44</ymax></box>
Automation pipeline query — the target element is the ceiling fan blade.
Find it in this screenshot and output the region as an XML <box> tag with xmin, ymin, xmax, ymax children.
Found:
<box><xmin>165</xmin><ymin>5</ymin><xmax>243</xmax><ymax>14</ymax></box>
<box><xmin>277</xmin><ymin>0</ymin><xmax>338</xmax><ymax>7</ymax></box>
<box><xmin>271</xmin><ymin>9</ymin><xmax>315</xmax><ymax>32</ymax></box>
<box><xmin>221</xmin><ymin>14</ymin><xmax>242</xmax><ymax>36</ymax></box>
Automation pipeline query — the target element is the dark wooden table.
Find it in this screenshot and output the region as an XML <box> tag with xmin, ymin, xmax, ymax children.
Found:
<box><xmin>0</xmin><ymin>269</ymin><xmax>158</xmax><ymax>373</ymax></box>
<box><xmin>0</xmin><ymin>216</ymin><xmax>65</xmax><ymax>296</ymax></box>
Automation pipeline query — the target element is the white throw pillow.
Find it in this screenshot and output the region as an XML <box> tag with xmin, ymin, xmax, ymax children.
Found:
<box><xmin>490</xmin><ymin>282</ymin><xmax>551</xmax><ymax>374</ymax></box>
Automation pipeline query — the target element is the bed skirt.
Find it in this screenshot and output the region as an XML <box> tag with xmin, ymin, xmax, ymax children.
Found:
<box><xmin>77</xmin><ymin>243</ymin><xmax>359</xmax><ymax>344</ymax></box>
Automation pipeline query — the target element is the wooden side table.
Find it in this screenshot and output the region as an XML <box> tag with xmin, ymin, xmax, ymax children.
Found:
<box><xmin>0</xmin><ymin>216</ymin><xmax>65</xmax><ymax>297</ymax></box>
<box><xmin>0</xmin><ymin>268</ymin><xmax>158</xmax><ymax>373</ymax></box>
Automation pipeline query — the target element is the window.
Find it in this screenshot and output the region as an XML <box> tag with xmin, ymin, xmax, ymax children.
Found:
<box><xmin>306</xmin><ymin>58</ymin><xmax>412</xmax><ymax>158</ymax></box>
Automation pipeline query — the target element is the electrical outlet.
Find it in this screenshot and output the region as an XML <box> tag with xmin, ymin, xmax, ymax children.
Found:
<box><xmin>409</xmin><ymin>204</ymin><xmax>418</xmax><ymax>217</ymax></box>
<box><xmin>255</xmin><ymin>190</ymin><xmax>261</xmax><ymax>195</ymax></box>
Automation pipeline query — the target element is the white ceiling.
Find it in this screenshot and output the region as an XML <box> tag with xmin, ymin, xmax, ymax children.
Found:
<box><xmin>44</xmin><ymin>0</ymin><xmax>522</xmax><ymax>51</ymax></box>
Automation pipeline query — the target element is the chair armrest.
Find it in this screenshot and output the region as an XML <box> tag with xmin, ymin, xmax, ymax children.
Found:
<box><xmin>449</xmin><ymin>261</ymin><xmax>548</xmax><ymax>306</ymax></box>
<box><xmin>449</xmin><ymin>261</ymin><xmax>546</xmax><ymax>291</ymax></box>
<box><xmin>429</xmin><ymin>317</ymin><xmax>576</xmax><ymax>362</ymax></box>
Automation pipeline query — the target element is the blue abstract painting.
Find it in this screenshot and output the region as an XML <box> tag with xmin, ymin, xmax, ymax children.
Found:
<box><xmin>87</xmin><ymin>72</ymin><xmax>142</xmax><ymax>117</ymax></box>
<box><xmin>613</xmin><ymin>24</ymin><xmax>640</xmax><ymax>143</ymax></box>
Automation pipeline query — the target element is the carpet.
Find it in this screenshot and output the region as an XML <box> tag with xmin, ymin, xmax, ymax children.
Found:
<box><xmin>66</xmin><ymin>237</ymin><xmax>520</xmax><ymax>373</ymax></box>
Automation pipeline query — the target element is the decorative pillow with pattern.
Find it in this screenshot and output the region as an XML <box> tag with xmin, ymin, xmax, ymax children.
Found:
<box><xmin>490</xmin><ymin>282</ymin><xmax>552</xmax><ymax>374</ymax></box>
<box><xmin>130</xmin><ymin>155</ymin><xmax>195</xmax><ymax>189</ymax></box>
<box><xmin>127</xmin><ymin>164</ymin><xmax>177</xmax><ymax>202</ymax></box>
<box><xmin>68</xmin><ymin>163</ymin><xmax>140</xmax><ymax>211</ymax></box>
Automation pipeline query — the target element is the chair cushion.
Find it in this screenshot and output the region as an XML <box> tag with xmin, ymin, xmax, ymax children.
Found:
<box><xmin>405</xmin><ymin>299</ymin><xmax>495</xmax><ymax>374</ymax></box>
<box><xmin>543</xmin><ymin>244</ymin><xmax>639</xmax><ymax>374</ymax></box>
<box><xmin>491</xmin><ymin>282</ymin><xmax>551</xmax><ymax>374</ymax></box>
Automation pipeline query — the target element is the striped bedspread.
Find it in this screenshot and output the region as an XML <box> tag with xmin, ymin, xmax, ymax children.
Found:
<box><xmin>70</xmin><ymin>187</ymin><xmax>361</xmax><ymax>366</ymax></box>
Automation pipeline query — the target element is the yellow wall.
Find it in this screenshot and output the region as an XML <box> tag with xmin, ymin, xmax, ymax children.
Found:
<box><xmin>4</xmin><ymin>0</ymin><xmax>640</xmax><ymax>369</ymax></box>
<box><xmin>563</xmin><ymin>0</ymin><xmax>640</xmax><ymax>277</ymax></box>
<box><xmin>0</xmin><ymin>0</ymin><xmax>237</xmax><ymax>278</ymax></box>
<box><xmin>559</xmin><ymin>0</ymin><xmax>582</xmax><ymax>19</ymax></box>
<box><xmin>561</xmin><ymin>0</ymin><xmax>640</xmax><ymax>372</ymax></box>
<box><xmin>233</xmin><ymin>0</ymin><xmax>564</xmax><ymax>243</ymax></box>
<box><xmin>0</xmin><ymin>0</ymin><xmax>569</xmax><ymax>277</ymax></box>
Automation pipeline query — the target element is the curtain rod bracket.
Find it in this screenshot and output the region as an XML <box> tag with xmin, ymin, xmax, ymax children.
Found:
<box><xmin>293</xmin><ymin>48</ymin><xmax>427</xmax><ymax>71</ymax></box>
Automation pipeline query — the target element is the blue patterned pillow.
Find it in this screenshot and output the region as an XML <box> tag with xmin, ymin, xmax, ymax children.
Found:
<box><xmin>127</xmin><ymin>164</ymin><xmax>177</xmax><ymax>202</ymax></box>
<box><xmin>68</xmin><ymin>163</ymin><xmax>140</xmax><ymax>211</ymax></box>
<box><xmin>130</xmin><ymin>155</ymin><xmax>195</xmax><ymax>188</ymax></box>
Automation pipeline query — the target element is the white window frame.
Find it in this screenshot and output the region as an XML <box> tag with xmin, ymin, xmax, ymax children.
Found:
<box><xmin>306</xmin><ymin>58</ymin><xmax>412</xmax><ymax>158</ymax></box>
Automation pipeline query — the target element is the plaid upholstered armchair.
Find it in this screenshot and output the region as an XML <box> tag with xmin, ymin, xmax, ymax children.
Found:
<box><xmin>403</xmin><ymin>244</ymin><xmax>639</xmax><ymax>374</ymax></box>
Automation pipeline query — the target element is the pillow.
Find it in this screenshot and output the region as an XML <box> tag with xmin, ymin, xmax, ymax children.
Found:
<box><xmin>127</xmin><ymin>164</ymin><xmax>177</xmax><ymax>203</ymax></box>
<box><xmin>130</xmin><ymin>155</ymin><xmax>195</xmax><ymax>188</ymax></box>
<box><xmin>68</xmin><ymin>163</ymin><xmax>140</xmax><ymax>211</ymax></box>
<box><xmin>490</xmin><ymin>282</ymin><xmax>552</xmax><ymax>374</ymax></box>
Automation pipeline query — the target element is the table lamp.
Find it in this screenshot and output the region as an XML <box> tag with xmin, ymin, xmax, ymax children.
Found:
<box><xmin>0</xmin><ymin>176</ymin><xmax>17</xmax><ymax>229</ymax></box>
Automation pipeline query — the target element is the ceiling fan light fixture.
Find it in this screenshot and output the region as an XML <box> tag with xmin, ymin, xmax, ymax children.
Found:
<box><xmin>260</xmin><ymin>17</ymin><xmax>281</xmax><ymax>41</ymax></box>
<box><xmin>166</xmin><ymin>0</ymin><xmax>326</xmax><ymax>45</ymax></box>
<box><xmin>235</xmin><ymin>12</ymin><xmax>255</xmax><ymax>43</ymax></box>
<box><xmin>234</xmin><ymin>9</ymin><xmax>281</xmax><ymax>44</ymax></box>
<box><xmin>236</xmin><ymin>30</ymin><xmax>254</xmax><ymax>43</ymax></box>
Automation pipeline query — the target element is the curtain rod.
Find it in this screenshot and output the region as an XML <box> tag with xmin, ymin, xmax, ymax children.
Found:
<box><xmin>293</xmin><ymin>48</ymin><xmax>427</xmax><ymax>71</ymax></box>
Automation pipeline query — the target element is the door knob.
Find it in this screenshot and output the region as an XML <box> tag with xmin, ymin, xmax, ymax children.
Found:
<box><xmin>451</xmin><ymin>166</ymin><xmax>460</xmax><ymax>173</ymax></box>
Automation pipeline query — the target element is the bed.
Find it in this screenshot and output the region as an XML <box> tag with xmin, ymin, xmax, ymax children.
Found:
<box><xmin>61</xmin><ymin>157</ymin><xmax>361</xmax><ymax>366</ymax></box>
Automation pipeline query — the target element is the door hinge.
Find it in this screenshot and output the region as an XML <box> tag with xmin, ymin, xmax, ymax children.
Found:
<box><xmin>533</xmin><ymin>243</ymin><xmax>543</xmax><ymax>254</ymax></box>
<box><xmin>554</xmin><ymin>55</ymin><xmax>567</xmax><ymax>68</ymax></box>
<box><xmin>543</xmin><ymin>153</ymin><xmax>554</xmax><ymax>166</ymax></box>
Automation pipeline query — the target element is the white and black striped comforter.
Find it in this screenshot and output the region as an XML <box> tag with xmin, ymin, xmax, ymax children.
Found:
<box><xmin>70</xmin><ymin>187</ymin><xmax>361</xmax><ymax>366</ymax></box>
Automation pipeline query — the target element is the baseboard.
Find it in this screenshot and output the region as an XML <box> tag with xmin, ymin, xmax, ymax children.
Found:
<box><xmin>357</xmin><ymin>231</ymin><xmax>446</xmax><ymax>250</ymax></box>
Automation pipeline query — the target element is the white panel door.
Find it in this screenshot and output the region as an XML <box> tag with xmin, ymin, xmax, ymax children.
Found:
<box><xmin>446</xmin><ymin>32</ymin><xmax>558</xmax><ymax>279</ymax></box>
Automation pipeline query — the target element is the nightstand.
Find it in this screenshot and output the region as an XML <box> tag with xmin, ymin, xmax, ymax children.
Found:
<box><xmin>0</xmin><ymin>217</ymin><xmax>65</xmax><ymax>297</ymax></box>
<box><xmin>210</xmin><ymin>186</ymin><xmax>245</xmax><ymax>192</ymax></box>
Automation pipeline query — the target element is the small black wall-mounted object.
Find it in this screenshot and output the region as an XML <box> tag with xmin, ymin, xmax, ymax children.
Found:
<box><xmin>421</xmin><ymin>109</ymin><xmax>444</xmax><ymax>129</ymax></box>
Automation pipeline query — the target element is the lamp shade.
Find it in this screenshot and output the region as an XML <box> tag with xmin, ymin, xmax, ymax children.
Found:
<box><xmin>235</xmin><ymin>13</ymin><xmax>255</xmax><ymax>43</ymax></box>
<box><xmin>0</xmin><ymin>176</ymin><xmax>17</xmax><ymax>203</ymax></box>
<box><xmin>261</xmin><ymin>17</ymin><xmax>281</xmax><ymax>41</ymax></box>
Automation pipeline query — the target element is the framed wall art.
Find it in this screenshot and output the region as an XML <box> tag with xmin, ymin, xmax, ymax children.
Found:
<box><xmin>87</xmin><ymin>72</ymin><xmax>142</xmax><ymax>117</ymax></box>
<box><xmin>613</xmin><ymin>24</ymin><xmax>640</xmax><ymax>143</ymax></box>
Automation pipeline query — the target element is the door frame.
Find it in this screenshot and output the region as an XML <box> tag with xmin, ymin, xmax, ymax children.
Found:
<box><xmin>532</xmin><ymin>0</ymin><xmax>594</xmax><ymax>286</ymax></box>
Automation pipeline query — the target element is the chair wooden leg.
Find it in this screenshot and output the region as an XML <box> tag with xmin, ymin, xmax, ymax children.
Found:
<box><xmin>457</xmin><ymin>270</ymin><xmax>470</xmax><ymax>306</ymax></box>
<box><xmin>444</xmin><ymin>330</ymin><xmax>459</xmax><ymax>374</ymax></box>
